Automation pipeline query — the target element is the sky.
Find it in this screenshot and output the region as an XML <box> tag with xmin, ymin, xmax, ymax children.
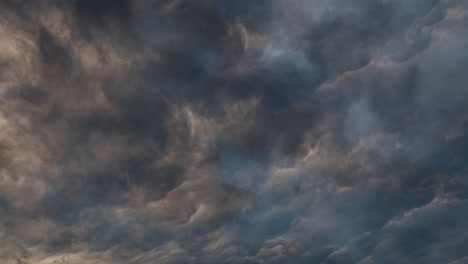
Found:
<box><xmin>1</xmin><ymin>0</ymin><xmax>468</xmax><ymax>263</ymax></box>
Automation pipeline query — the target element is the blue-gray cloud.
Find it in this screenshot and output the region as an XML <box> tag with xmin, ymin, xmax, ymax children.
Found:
<box><xmin>1</xmin><ymin>0</ymin><xmax>468</xmax><ymax>263</ymax></box>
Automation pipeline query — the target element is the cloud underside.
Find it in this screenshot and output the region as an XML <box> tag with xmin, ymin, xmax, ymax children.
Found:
<box><xmin>1</xmin><ymin>0</ymin><xmax>468</xmax><ymax>263</ymax></box>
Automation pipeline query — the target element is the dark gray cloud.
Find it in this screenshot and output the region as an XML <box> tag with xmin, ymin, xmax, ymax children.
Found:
<box><xmin>1</xmin><ymin>0</ymin><xmax>468</xmax><ymax>263</ymax></box>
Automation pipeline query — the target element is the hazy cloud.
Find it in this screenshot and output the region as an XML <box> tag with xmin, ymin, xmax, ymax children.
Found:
<box><xmin>1</xmin><ymin>0</ymin><xmax>467</xmax><ymax>263</ymax></box>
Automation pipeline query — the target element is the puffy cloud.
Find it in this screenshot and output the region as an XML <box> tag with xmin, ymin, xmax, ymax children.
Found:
<box><xmin>1</xmin><ymin>0</ymin><xmax>468</xmax><ymax>263</ymax></box>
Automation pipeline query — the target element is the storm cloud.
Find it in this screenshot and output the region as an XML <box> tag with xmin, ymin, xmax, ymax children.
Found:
<box><xmin>1</xmin><ymin>0</ymin><xmax>468</xmax><ymax>263</ymax></box>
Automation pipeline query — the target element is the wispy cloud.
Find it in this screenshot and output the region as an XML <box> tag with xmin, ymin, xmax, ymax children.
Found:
<box><xmin>1</xmin><ymin>0</ymin><xmax>467</xmax><ymax>263</ymax></box>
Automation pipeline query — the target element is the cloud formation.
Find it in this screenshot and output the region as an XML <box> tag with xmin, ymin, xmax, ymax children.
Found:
<box><xmin>1</xmin><ymin>0</ymin><xmax>468</xmax><ymax>263</ymax></box>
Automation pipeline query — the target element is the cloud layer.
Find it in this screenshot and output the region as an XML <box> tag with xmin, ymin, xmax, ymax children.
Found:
<box><xmin>1</xmin><ymin>0</ymin><xmax>468</xmax><ymax>263</ymax></box>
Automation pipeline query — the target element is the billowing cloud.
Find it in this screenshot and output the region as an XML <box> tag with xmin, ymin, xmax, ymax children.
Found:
<box><xmin>1</xmin><ymin>0</ymin><xmax>468</xmax><ymax>263</ymax></box>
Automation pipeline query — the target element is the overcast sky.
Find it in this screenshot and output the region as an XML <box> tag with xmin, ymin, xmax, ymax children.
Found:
<box><xmin>1</xmin><ymin>0</ymin><xmax>468</xmax><ymax>263</ymax></box>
